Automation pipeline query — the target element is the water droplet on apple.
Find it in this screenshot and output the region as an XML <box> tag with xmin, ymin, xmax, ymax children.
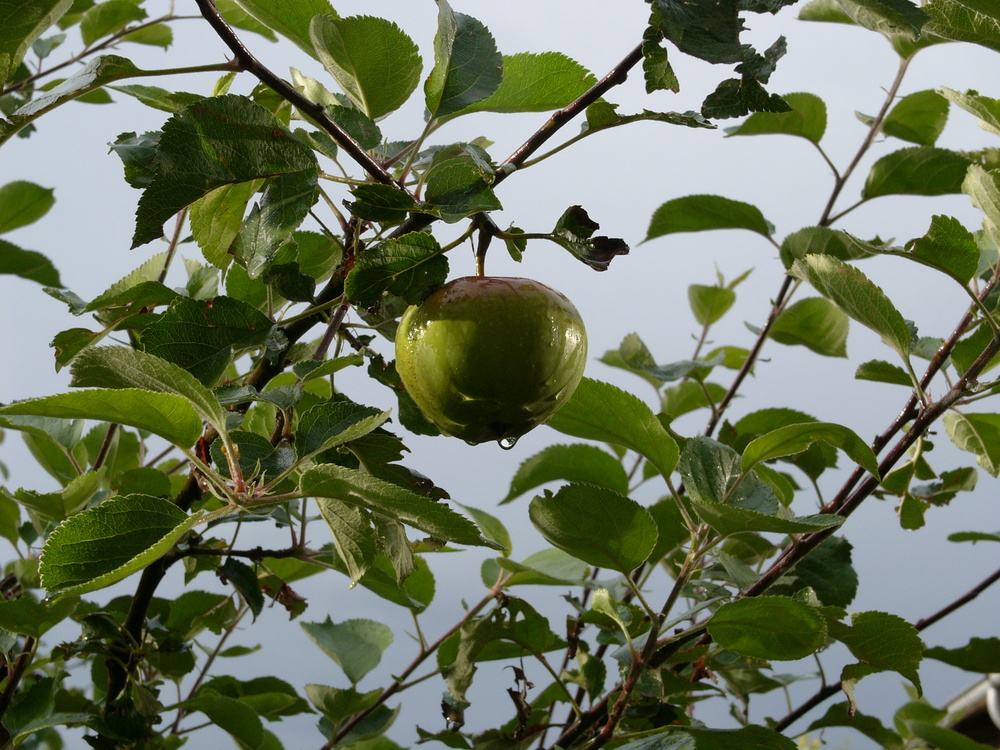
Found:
<box><xmin>498</xmin><ymin>436</ymin><xmax>518</xmax><ymax>450</ymax></box>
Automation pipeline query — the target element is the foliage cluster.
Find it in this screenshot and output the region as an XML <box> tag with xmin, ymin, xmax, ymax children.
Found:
<box><xmin>2</xmin><ymin>0</ymin><xmax>1000</xmax><ymax>748</ymax></box>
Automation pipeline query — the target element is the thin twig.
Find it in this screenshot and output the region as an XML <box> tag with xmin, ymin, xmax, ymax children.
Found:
<box><xmin>192</xmin><ymin>0</ymin><xmax>396</xmax><ymax>186</ymax></box>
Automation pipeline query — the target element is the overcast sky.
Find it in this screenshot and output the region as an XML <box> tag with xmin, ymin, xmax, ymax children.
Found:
<box><xmin>2</xmin><ymin>1</ymin><xmax>1000</xmax><ymax>746</ymax></box>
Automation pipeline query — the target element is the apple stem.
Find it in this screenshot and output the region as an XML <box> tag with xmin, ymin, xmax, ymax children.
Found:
<box><xmin>474</xmin><ymin>214</ymin><xmax>499</xmax><ymax>276</ymax></box>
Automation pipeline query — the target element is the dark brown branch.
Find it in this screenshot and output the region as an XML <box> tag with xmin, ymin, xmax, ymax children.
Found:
<box><xmin>496</xmin><ymin>43</ymin><xmax>644</xmax><ymax>186</ymax></box>
<box><xmin>192</xmin><ymin>0</ymin><xmax>396</xmax><ymax>186</ymax></box>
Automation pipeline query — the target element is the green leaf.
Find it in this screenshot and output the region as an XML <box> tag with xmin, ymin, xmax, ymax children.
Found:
<box><xmin>614</xmin><ymin>725</ymin><xmax>796</xmax><ymax>750</ymax></box>
<box><xmin>688</xmin><ymin>285</ymin><xmax>736</xmax><ymax>326</ymax></box>
<box><xmin>742</xmin><ymin>422</ymin><xmax>880</xmax><ymax>479</ymax></box>
<box><xmin>645</xmin><ymin>195</ymin><xmax>773</xmax><ymax>242</ymax></box>
<box><xmin>856</xmin><ymin>359</ymin><xmax>912</xmax><ymax>385</ymax></box>
<box><xmin>882</xmin><ymin>89</ymin><xmax>949</xmax><ymax>145</ymax></box>
<box><xmin>39</xmin><ymin>494</ymin><xmax>203</xmax><ymax>597</ymax></box>
<box><xmin>0</xmin><ymin>239</ymin><xmax>60</xmax><ymax>286</ymax></box>
<box><xmin>141</xmin><ymin>296</ymin><xmax>275</xmax><ymax>386</ymax></box>
<box><xmin>501</xmin><ymin>444</ymin><xmax>629</xmax><ymax>504</ymax></box>
<box><xmin>69</xmin><ymin>345</ymin><xmax>228</xmax><ymax>438</ymax></box>
<box><xmin>219</xmin><ymin>557</ymin><xmax>264</xmax><ymax>620</ymax></box>
<box><xmin>886</xmin><ymin>214</ymin><xmax>980</xmax><ymax>285</ymax></box>
<box><xmin>295</xmin><ymin>401</ymin><xmax>390</xmax><ymax>459</ymax></box>
<box><xmin>179</xmin><ymin>692</ymin><xmax>265</xmax><ymax>750</ymax></box>
<box><xmin>925</xmin><ymin>637</ymin><xmax>1000</xmax><ymax>673</ymax></box>
<box><xmin>789</xmin><ymin>254</ymin><xmax>913</xmax><ymax>362</ymax></box>
<box><xmin>828</xmin><ymin>610</ymin><xmax>924</xmax><ymax>693</ymax></box>
<box><xmin>642</xmin><ymin>7</ymin><xmax>679</xmax><ymax>94</ymax></box>
<box><xmin>807</xmin><ymin>702</ymin><xmax>903</xmax><ymax>749</ymax></box>
<box><xmin>941</xmin><ymin>87</ymin><xmax>1000</xmax><ymax>137</ymax></box>
<box><xmin>229</xmin><ymin>0</ymin><xmax>336</xmax><ymax>59</ymax></box>
<box><xmin>725</xmin><ymin>92</ymin><xmax>827</xmax><ymax>143</ymax></box>
<box><xmin>770</xmin><ymin>297</ymin><xmax>849</xmax><ymax>357</ymax></box>
<box><xmin>546</xmin><ymin>378</ymin><xmax>679</xmax><ymax>479</ymax></box>
<box><xmin>0</xmin><ymin>596</ymin><xmax>79</xmax><ymax>638</ymax></box>
<box><xmin>0</xmin><ymin>180</ymin><xmax>54</xmax><ymax>233</ymax></box>
<box><xmin>132</xmin><ymin>95</ymin><xmax>317</xmax><ymax>248</ymax></box>
<box><xmin>457</xmin><ymin>505</ymin><xmax>510</xmax><ymax>555</ymax></box>
<box><xmin>345</xmin><ymin>232</ymin><xmax>448</xmax><ymax>306</ymax></box>
<box><xmin>863</xmin><ymin>146</ymin><xmax>972</xmax><ymax>199</ymax></box>
<box><xmin>310</xmin><ymin>14</ymin><xmax>421</xmax><ymax>120</ymax></box>
<box><xmin>964</xmin><ymin>164</ymin><xmax>1000</xmax><ymax>247</ymax></box>
<box><xmin>925</xmin><ymin>0</ymin><xmax>1000</xmax><ymax>52</ymax></box>
<box><xmin>547</xmin><ymin>205</ymin><xmax>630</xmax><ymax>271</ymax></box>
<box><xmin>231</xmin><ymin>169</ymin><xmax>319</xmax><ymax>278</ymax></box>
<box><xmin>302</xmin><ymin>464</ymin><xmax>495</xmax><ymax>548</ymax></box>
<box><xmin>493</xmin><ymin>548</ymin><xmax>589</xmax><ymax>587</ymax></box>
<box><xmin>836</xmin><ymin>0</ymin><xmax>929</xmax><ymax>38</ymax></box>
<box><xmin>944</xmin><ymin>411</ymin><xmax>1000</xmax><ymax>476</ymax></box>
<box><xmin>2</xmin><ymin>55</ymin><xmax>141</xmax><ymax>145</ymax></box>
<box><xmin>0</xmin><ymin>0</ymin><xmax>73</xmax><ymax>70</ymax></box>
<box><xmin>316</xmin><ymin>499</ymin><xmax>376</xmax><ymax>586</ymax></box>
<box><xmin>799</xmin><ymin>0</ymin><xmax>859</xmax><ymax>24</ymax></box>
<box><xmin>80</xmin><ymin>0</ymin><xmax>146</xmax><ymax>46</ymax></box>
<box><xmin>346</xmin><ymin>184</ymin><xmax>418</xmax><ymax>224</ymax></box>
<box><xmin>424</xmin><ymin>0</ymin><xmax>503</xmax><ymax>119</ymax></box>
<box><xmin>528</xmin><ymin>484</ymin><xmax>658</xmax><ymax>573</ymax></box>
<box><xmin>708</xmin><ymin>596</ymin><xmax>827</xmax><ymax>660</ymax></box>
<box><xmin>301</xmin><ymin>617</ymin><xmax>393</xmax><ymax>684</ymax></box>
<box><xmin>0</xmin><ymin>389</ymin><xmax>202</xmax><ymax>448</ymax></box>
<box><xmin>189</xmin><ymin>181</ymin><xmax>261</xmax><ymax>270</ymax></box>
<box><xmin>779</xmin><ymin>226</ymin><xmax>875</xmax><ymax>268</ymax></box>
<box><xmin>679</xmin><ymin>437</ymin><xmax>844</xmax><ymax>536</ymax></box>
<box><xmin>451</xmin><ymin>52</ymin><xmax>596</xmax><ymax>115</ymax></box>
<box><xmin>907</xmin><ymin>722</ymin><xmax>995</xmax><ymax>750</ymax></box>
<box><xmin>423</xmin><ymin>154</ymin><xmax>503</xmax><ymax>223</ymax></box>
<box><xmin>772</xmin><ymin>536</ymin><xmax>859</xmax><ymax>609</ymax></box>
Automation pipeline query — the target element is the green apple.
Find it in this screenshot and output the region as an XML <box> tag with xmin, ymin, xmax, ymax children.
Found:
<box><xmin>394</xmin><ymin>276</ymin><xmax>587</xmax><ymax>445</ymax></box>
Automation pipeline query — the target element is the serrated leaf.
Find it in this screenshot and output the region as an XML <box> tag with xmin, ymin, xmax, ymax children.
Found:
<box><xmin>925</xmin><ymin>0</ymin><xmax>1000</xmax><ymax>52</ymax></box>
<box><xmin>189</xmin><ymin>181</ymin><xmax>261</xmax><ymax>270</ymax></box>
<box><xmin>944</xmin><ymin>411</ymin><xmax>1000</xmax><ymax>476</ymax></box>
<box><xmin>0</xmin><ymin>180</ymin><xmax>54</xmax><ymax>233</ymax></box>
<box><xmin>141</xmin><ymin>296</ymin><xmax>274</xmax><ymax>386</ymax></box>
<box><xmin>882</xmin><ymin>89</ymin><xmax>949</xmax><ymax>145</ymax></box>
<box><xmin>836</xmin><ymin>0</ymin><xmax>929</xmax><ymax>38</ymax></box>
<box><xmin>39</xmin><ymin>494</ymin><xmax>203</xmax><ymax>597</ymax></box>
<box><xmin>0</xmin><ymin>239</ymin><xmax>60</xmax><ymax>286</ymax></box>
<box><xmin>925</xmin><ymin>637</ymin><xmax>1000</xmax><ymax>673</ymax></box>
<box><xmin>828</xmin><ymin>610</ymin><xmax>923</xmax><ymax>693</ymax></box>
<box><xmin>807</xmin><ymin>702</ymin><xmax>903</xmax><ymax>749</ymax></box>
<box><xmin>529</xmin><ymin>484</ymin><xmax>657</xmax><ymax>573</ymax></box>
<box><xmin>770</xmin><ymin>296</ymin><xmax>849</xmax><ymax>357</ymax></box>
<box><xmin>941</xmin><ymin>87</ymin><xmax>1000</xmax><ymax>136</ymax></box>
<box><xmin>789</xmin><ymin>254</ymin><xmax>913</xmax><ymax>361</ymax></box>
<box><xmin>494</xmin><ymin>548</ymin><xmax>590</xmax><ymax>587</ymax></box>
<box><xmin>310</xmin><ymin>14</ymin><xmax>421</xmax><ymax>120</ymax></box>
<box><xmin>863</xmin><ymin>146</ymin><xmax>972</xmax><ymax>199</ymax></box>
<box><xmin>346</xmin><ymin>184</ymin><xmax>417</xmax><ymax>223</ymax></box>
<box><xmin>546</xmin><ymin>378</ymin><xmax>679</xmax><ymax>479</ymax></box>
<box><xmin>679</xmin><ymin>436</ymin><xmax>844</xmax><ymax>536</ymax></box>
<box><xmin>178</xmin><ymin>692</ymin><xmax>264</xmax><ymax>750</ymax></box>
<box><xmin>0</xmin><ymin>389</ymin><xmax>202</xmax><ymax>448</ymax></box>
<box><xmin>219</xmin><ymin>557</ymin><xmax>264</xmax><ymax>620</ymax></box>
<box><xmin>345</xmin><ymin>232</ymin><xmax>448</xmax><ymax>307</ymax></box>
<box><xmin>3</xmin><ymin>55</ymin><xmax>140</xmax><ymax>145</ymax></box>
<box><xmin>708</xmin><ymin>597</ymin><xmax>827</xmax><ymax>660</ymax></box>
<box><xmin>424</xmin><ymin>0</ymin><xmax>503</xmax><ymax>119</ymax></box>
<box><xmin>964</xmin><ymin>164</ymin><xmax>1000</xmax><ymax>247</ymax></box>
<box><xmin>688</xmin><ymin>284</ymin><xmax>736</xmax><ymax>326</ymax></box>
<box><xmin>779</xmin><ymin>226</ymin><xmax>876</xmax><ymax>268</ymax></box>
<box><xmin>645</xmin><ymin>195</ymin><xmax>773</xmax><ymax>242</ymax></box>
<box><xmin>296</xmin><ymin>403</ymin><xmax>390</xmax><ymax>462</ymax></box>
<box><xmin>725</xmin><ymin>91</ymin><xmax>827</xmax><ymax>143</ymax></box>
<box><xmin>772</xmin><ymin>536</ymin><xmax>859</xmax><ymax>609</ymax></box>
<box><xmin>301</xmin><ymin>617</ymin><xmax>393</xmax><ymax>684</ymax></box>
<box><xmin>301</xmin><ymin>464</ymin><xmax>494</xmax><ymax>548</ymax></box>
<box><xmin>547</xmin><ymin>205</ymin><xmax>629</xmax><ymax>271</ymax></box>
<box><xmin>230</xmin><ymin>0</ymin><xmax>336</xmax><ymax>58</ymax></box>
<box><xmin>451</xmin><ymin>51</ymin><xmax>596</xmax><ymax>116</ymax></box>
<box><xmin>855</xmin><ymin>359</ymin><xmax>911</xmax><ymax>385</ymax></box>
<box><xmin>907</xmin><ymin>722</ymin><xmax>994</xmax><ymax>750</ymax></box>
<box><xmin>0</xmin><ymin>596</ymin><xmax>79</xmax><ymax>639</ymax></box>
<box><xmin>501</xmin><ymin>444</ymin><xmax>629</xmax><ymax>504</ymax></box>
<box><xmin>132</xmin><ymin>95</ymin><xmax>317</xmax><ymax>248</ymax></box>
<box><xmin>69</xmin><ymin>346</ymin><xmax>227</xmax><ymax>434</ymax></box>
<box><xmin>0</xmin><ymin>0</ymin><xmax>73</xmax><ymax>71</ymax></box>
<box><xmin>742</xmin><ymin>422</ymin><xmax>880</xmax><ymax>479</ymax></box>
<box><xmin>423</xmin><ymin>155</ymin><xmax>502</xmax><ymax>223</ymax></box>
